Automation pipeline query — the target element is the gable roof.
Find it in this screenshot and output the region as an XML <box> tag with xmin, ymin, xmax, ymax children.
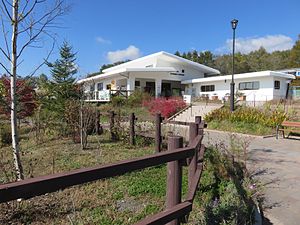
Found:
<box><xmin>102</xmin><ymin>51</ymin><xmax>220</xmax><ymax>75</ymax></box>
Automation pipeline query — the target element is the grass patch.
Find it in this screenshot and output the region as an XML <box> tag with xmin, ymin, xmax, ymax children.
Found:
<box><xmin>208</xmin><ymin>120</ymin><xmax>274</xmax><ymax>136</ymax></box>
<box><xmin>99</xmin><ymin>104</ymin><xmax>153</xmax><ymax>124</ymax></box>
<box><xmin>0</xmin><ymin>125</ymin><xmax>259</xmax><ymax>224</ymax></box>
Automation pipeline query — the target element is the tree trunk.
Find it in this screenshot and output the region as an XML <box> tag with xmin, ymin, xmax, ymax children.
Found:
<box><xmin>80</xmin><ymin>97</ymin><xmax>84</xmax><ymax>150</ymax></box>
<box><xmin>10</xmin><ymin>0</ymin><xmax>24</xmax><ymax>180</ymax></box>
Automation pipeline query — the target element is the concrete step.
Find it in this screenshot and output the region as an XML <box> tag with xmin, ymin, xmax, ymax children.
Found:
<box><xmin>173</xmin><ymin>104</ymin><xmax>222</xmax><ymax>123</ymax></box>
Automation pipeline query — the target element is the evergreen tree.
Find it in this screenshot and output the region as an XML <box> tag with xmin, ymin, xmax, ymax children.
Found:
<box><xmin>174</xmin><ymin>51</ymin><xmax>181</xmax><ymax>57</ymax></box>
<box><xmin>45</xmin><ymin>42</ymin><xmax>78</xmax><ymax>116</ymax></box>
<box><xmin>247</xmin><ymin>47</ymin><xmax>270</xmax><ymax>71</ymax></box>
<box><xmin>186</xmin><ymin>52</ymin><xmax>192</xmax><ymax>60</ymax></box>
<box><xmin>199</xmin><ymin>51</ymin><xmax>215</xmax><ymax>67</ymax></box>
<box><xmin>191</xmin><ymin>50</ymin><xmax>199</xmax><ymax>62</ymax></box>
<box><xmin>289</xmin><ymin>35</ymin><xmax>300</xmax><ymax>68</ymax></box>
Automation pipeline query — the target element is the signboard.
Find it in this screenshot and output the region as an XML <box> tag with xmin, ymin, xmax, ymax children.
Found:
<box><xmin>98</xmin><ymin>90</ymin><xmax>110</xmax><ymax>102</ymax></box>
<box><xmin>183</xmin><ymin>95</ymin><xmax>192</xmax><ymax>104</ymax></box>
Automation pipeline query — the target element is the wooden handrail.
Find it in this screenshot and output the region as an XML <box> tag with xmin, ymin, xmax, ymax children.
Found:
<box><xmin>0</xmin><ymin>136</ymin><xmax>202</xmax><ymax>203</ymax></box>
<box><xmin>134</xmin><ymin>202</ymin><xmax>192</xmax><ymax>225</ymax></box>
<box><xmin>0</xmin><ymin>118</ymin><xmax>206</xmax><ymax>225</ymax></box>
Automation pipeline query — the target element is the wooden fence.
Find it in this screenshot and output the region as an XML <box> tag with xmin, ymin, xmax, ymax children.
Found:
<box><xmin>0</xmin><ymin>117</ymin><xmax>206</xmax><ymax>225</ymax></box>
<box><xmin>107</xmin><ymin>110</ymin><xmax>206</xmax><ymax>154</ymax></box>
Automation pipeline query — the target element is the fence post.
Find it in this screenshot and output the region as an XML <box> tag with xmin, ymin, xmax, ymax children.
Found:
<box><xmin>195</xmin><ymin>116</ymin><xmax>204</xmax><ymax>135</ymax></box>
<box><xmin>110</xmin><ymin>111</ymin><xmax>117</xmax><ymax>141</ymax></box>
<box><xmin>166</xmin><ymin>135</ymin><xmax>183</xmax><ymax>225</ymax></box>
<box><xmin>195</xmin><ymin>116</ymin><xmax>201</xmax><ymax>125</ymax></box>
<box><xmin>129</xmin><ymin>113</ymin><xmax>136</xmax><ymax>145</ymax></box>
<box><xmin>155</xmin><ymin>113</ymin><xmax>162</xmax><ymax>153</ymax></box>
<box><xmin>188</xmin><ymin>122</ymin><xmax>198</xmax><ymax>190</ymax></box>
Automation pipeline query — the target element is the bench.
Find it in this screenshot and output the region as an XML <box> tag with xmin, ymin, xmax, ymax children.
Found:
<box><xmin>276</xmin><ymin>121</ymin><xmax>300</xmax><ymax>139</ymax></box>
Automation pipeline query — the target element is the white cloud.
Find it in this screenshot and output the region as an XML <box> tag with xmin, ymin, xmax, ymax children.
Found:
<box><xmin>106</xmin><ymin>45</ymin><xmax>141</xmax><ymax>63</ymax></box>
<box><xmin>95</xmin><ymin>36</ymin><xmax>111</xmax><ymax>44</ymax></box>
<box><xmin>217</xmin><ymin>34</ymin><xmax>293</xmax><ymax>54</ymax></box>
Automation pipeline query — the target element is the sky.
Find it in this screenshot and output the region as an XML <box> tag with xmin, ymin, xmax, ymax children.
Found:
<box><xmin>0</xmin><ymin>0</ymin><xmax>300</xmax><ymax>79</ymax></box>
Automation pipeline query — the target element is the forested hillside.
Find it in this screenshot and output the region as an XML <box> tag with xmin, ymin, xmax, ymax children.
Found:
<box><xmin>175</xmin><ymin>35</ymin><xmax>300</xmax><ymax>75</ymax></box>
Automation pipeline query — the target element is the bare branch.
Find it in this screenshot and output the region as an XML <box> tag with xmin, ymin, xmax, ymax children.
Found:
<box><xmin>17</xmin><ymin>0</ymin><xmax>66</xmax><ymax>58</ymax></box>
<box><xmin>3</xmin><ymin>0</ymin><xmax>12</xmax><ymax>7</ymax></box>
<box><xmin>18</xmin><ymin>0</ymin><xmax>38</xmax><ymax>22</ymax></box>
<box><xmin>0</xmin><ymin>61</ymin><xmax>11</xmax><ymax>75</ymax></box>
<box><xmin>17</xmin><ymin>0</ymin><xmax>65</xmax><ymax>35</ymax></box>
<box><xmin>27</xmin><ymin>40</ymin><xmax>55</xmax><ymax>78</ymax></box>
<box><xmin>0</xmin><ymin>47</ymin><xmax>10</xmax><ymax>61</ymax></box>
<box><xmin>1</xmin><ymin>16</ymin><xmax>11</xmax><ymax>59</ymax></box>
<box><xmin>1</xmin><ymin>0</ymin><xmax>12</xmax><ymax>21</ymax></box>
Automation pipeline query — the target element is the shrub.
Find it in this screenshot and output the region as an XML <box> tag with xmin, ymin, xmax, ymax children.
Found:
<box><xmin>143</xmin><ymin>97</ymin><xmax>186</xmax><ymax>118</ymax></box>
<box><xmin>111</xmin><ymin>96</ymin><xmax>126</xmax><ymax>107</ymax></box>
<box><xmin>127</xmin><ymin>91</ymin><xmax>151</xmax><ymax>107</ymax></box>
<box><xmin>205</xmin><ymin>105</ymin><xmax>286</xmax><ymax>127</ymax></box>
<box><xmin>199</xmin><ymin>143</ymin><xmax>259</xmax><ymax>225</ymax></box>
<box><xmin>0</xmin><ymin>124</ymin><xmax>12</xmax><ymax>146</ymax></box>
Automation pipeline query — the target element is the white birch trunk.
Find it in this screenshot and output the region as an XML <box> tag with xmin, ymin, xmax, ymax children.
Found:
<box><xmin>10</xmin><ymin>0</ymin><xmax>24</xmax><ymax>180</ymax></box>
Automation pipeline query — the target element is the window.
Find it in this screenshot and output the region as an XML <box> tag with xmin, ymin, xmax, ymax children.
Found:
<box><xmin>97</xmin><ymin>82</ymin><xmax>103</xmax><ymax>91</ymax></box>
<box><xmin>90</xmin><ymin>84</ymin><xmax>95</xmax><ymax>92</ymax></box>
<box><xmin>182</xmin><ymin>69</ymin><xmax>185</xmax><ymax>73</ymax></box>
<box><xmin>135</xmin><ymin>80</ymin><xmax>140</xmax><ymax>87</ymax></box>
<box><xmin>106</xmin><ymin>84</ymin><xmax>111</xmax><ymax>90</ymax></box>
<box><xmin>274</xmin><ymin>80</ymin><xmax>280</xmax><ymax>89</ymax></box>
<box><xmin>239</xmin><ymin>81</ymin><xmax>259</xmax><ymax>90</ymax></box>
<box><xmin>201</xmin><ymin>85</ymin><xmax>215</xmax><ymax>92</ymax></box>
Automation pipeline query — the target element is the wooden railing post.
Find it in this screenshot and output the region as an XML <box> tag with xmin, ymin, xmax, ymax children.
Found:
<box><xmin>110</xmin><ymin>111</ymin><xmax>117</xmax><ymax>141</ymax></box>
<box><xmin>155</xmin><ymin>113</ymin><xmax>162</xmax><ymax>153</ymax></box>
<box><xmin>130</xmin><ymin>113</ymin><xmax>136</xmax><ymax>145</ymax></box>
<box><xmin>166</xmin><ymin>136</ymin><xmax>183</xmax><ymax>225</ymax></box>
<box><xmin>188</xmin><ymin>121</ymin><xmax>198</xmax><ymax>190</ymax></box>
<box><xmin>195</xmin><ymin>116</ymin><xmax>201</xmax><ymax>125</ymax></box>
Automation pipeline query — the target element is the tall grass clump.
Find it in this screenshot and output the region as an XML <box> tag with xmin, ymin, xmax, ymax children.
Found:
<box><xmin>205</xmin><ymin>105</ymin><xmax>286</xmax><ymax>128</ymax></box>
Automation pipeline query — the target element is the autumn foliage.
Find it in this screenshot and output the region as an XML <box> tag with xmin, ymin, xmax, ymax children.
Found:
<box><xmin>0</xmin><ymin>76</ymin><xmax>37</xmax><ymax>119</ymax></box>
<box><xmin>143</xmin><ymin>97</ymin><xmax>186</xmax><ymax>118</ymax></box>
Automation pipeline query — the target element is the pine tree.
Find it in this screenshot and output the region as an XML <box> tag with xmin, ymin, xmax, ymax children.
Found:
<box><xmin>46</xmin><ymin>42</ymin><xmax>78</xmax><ymax>115</ymax></box>
<box><xmin>174</xmin><ymin>51</ymin><xmax>181</xmax><ymax>57</ymax></box>
<box><xmin>191</xmin><ymin>50</ymin><xmax>199</xmax><ymax>62</ymax></box>
<box><xmin>186</xmin><ymin>52</ymin><xmax>192</xmax><ymax>60</ymax></box>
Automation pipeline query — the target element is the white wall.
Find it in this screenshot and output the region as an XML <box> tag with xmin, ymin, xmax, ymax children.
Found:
<box><xmin>156</xmin><ymin>59</ymin><xmax>205</xmax><ymax>81</ymax></box>
<box><xmin>273</xmin><ymin>77</ymin><xmax>289</xmax><ymax>100</ymax></box>
<box><xmin>189</xmin><ymin>76</ymin><xmax>288</xmax><ymax>101</ymax></box>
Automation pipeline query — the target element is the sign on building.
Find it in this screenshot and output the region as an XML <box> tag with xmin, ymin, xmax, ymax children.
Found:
<box><xmin>183</xmin><ymin>95</ymin><xmax>192</xmax><ymax>104</ymax></box>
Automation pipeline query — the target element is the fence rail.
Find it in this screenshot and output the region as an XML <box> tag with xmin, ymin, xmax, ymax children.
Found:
<box><xmin>0</xmin><ymin>116</ymin><xmax>206</xmax><ymax>225</ymax></box>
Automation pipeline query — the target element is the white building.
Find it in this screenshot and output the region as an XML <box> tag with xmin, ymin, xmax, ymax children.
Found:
<box><xmin>183</xmin><ymin>71</ymin><xmax>295</xmax><ymax>102</ymax></box>
<box><xmin>77</xmin><ymin>51</ymin><xmax>219</xmax><ymax>101</ymax></box>
<box><xmin>77</xmin><ymin>51</ymin><xmax>295</xmax><ymax>102</ymax></box>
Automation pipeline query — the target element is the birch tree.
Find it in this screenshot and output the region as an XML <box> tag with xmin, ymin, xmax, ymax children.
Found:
<box><xmin>0</xmin><ymin>0</ymin><xmax>67</xmax><ymax>180</ymax></box>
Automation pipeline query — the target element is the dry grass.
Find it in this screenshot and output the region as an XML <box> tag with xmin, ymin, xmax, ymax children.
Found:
<box><xmin>0</xmin><ymin>131</ymin><xmax>169</xmax><ymax>224</ymax></box>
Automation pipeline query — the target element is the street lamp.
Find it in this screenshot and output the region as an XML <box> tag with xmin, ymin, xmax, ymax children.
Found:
<box><xmin>230</xmin><ymin>19</ymin><xmax>238</xmax><ymax>112</ymax></box>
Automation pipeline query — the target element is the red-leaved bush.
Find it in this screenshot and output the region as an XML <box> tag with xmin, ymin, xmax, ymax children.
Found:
<box><xmin>143</xmin><ymin>97</ymin><xmax>186</xmax><ymax>118</ymax></box>
<box><xmin>0</xmin><ymin>75</ymin><xmax>37</xmax><ymax>119</ymax></box>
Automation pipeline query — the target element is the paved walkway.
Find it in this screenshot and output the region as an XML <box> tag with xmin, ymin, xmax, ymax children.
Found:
<box><xmin>203</xmin><ymin>130</ymin><xmax>300</xmax><ymax>225</ymax></box>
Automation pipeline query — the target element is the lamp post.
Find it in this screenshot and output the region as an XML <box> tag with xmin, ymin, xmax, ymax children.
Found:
<box><xmin>230</xmin><ymin>19</ymin><xmax>238</xmax><ymax>112</ymax></box>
